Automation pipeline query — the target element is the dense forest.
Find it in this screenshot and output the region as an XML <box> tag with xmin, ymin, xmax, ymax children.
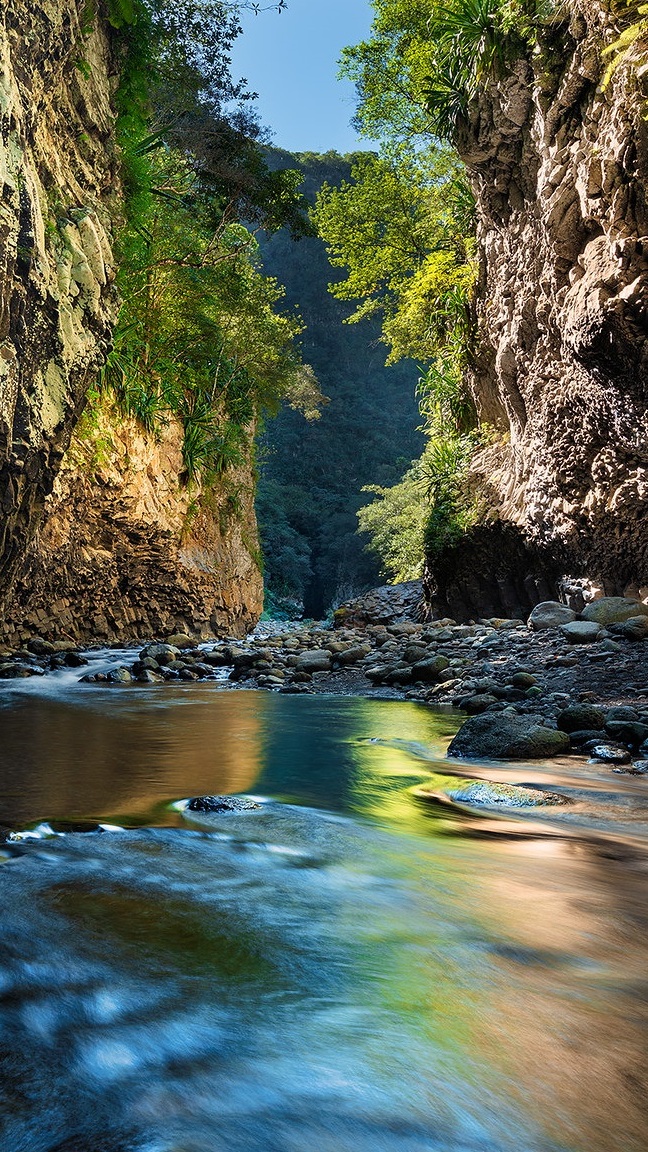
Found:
<box><xmin>256</xmin><ymin>150</ymin><xmax>423</xmax><ymax>618</ymax></box>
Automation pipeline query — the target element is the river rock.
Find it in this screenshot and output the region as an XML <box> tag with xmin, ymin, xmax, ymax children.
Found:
<box><xmin>0</xmin><ymin>662</ymin><xmax>44</xmax><ymax>678</ymax></box>
<box><xmin>186</xmin><ymin>795</ymin><xmax>261</xmax><ymax>812</ymax></box>
<box><xmin>448</xmin><ymin>713</ymin><xmax>570</xmax><ymax>760</ymax></box>
<box><xmin>559</xmin><ymin>621</ymin><xmax>602</xmax><ymax>644</ymax></box>
<box><xmin>411</xmin><ymin>655</ymin><xmax>450</xmax><ymax>682</ymax></box>
<box><xmin>557</xmin><ymin>704</ymin><xmax>606</xmax><ymax>733</ymax></box>
<box><xmin>604</xmin><ymin>721</ymin><xmax>648</xmax><ymax>746</ymax></box>
<box><xmin>458</xmin><ymin>693</ymin><xmax>499</xmax><ymax>714</ymax></box>
<box><xmin>165</xmin><ymin>633</ymin><xmax>196</xmax><ymax>649</ymax></box>
<box><xmin>26</xmin><ymin>637</ymin><xmax>56</xmax><ymax>655</ymax></box>
<box><xmin>581</xmin><ymin>597</ymin><xmax>648</xmax><ymax>626</ymax></box>
<box><xmin>608</xmin><ymin>616</ymin><xmax>648</xmax><ymax>640</ymax></box>
<box><xmin>413</xmin><ymin>778</ymin><xmax>562</xmax><ymax>808</ymax></box>
<box><xmin>107</xmin><ymin>667</ymin><xmax>133</xmax><ymax>684</ymax></box>
<box><xmin>140</xmin><ymin>643</ymin><xmax>179</xmax><ymax>665</ymax></box>
<box><xmin>528</xmin><ymin>602</ymin><xmax>577</xmax><ymax>630</ymax></box>
<box><xmin>296</xmin><ymin>650</ymin><xmax>332</xmax><ymax>673</ymax></box>
<box><xmin>585</xmin><ymin>742</ymin><xmax>632</xmax><ymax>765</ymax></box>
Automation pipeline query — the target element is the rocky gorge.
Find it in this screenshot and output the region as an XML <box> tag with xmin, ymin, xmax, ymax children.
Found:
<box><xmin>4</xmin><ymin>581</ymin><xmax>648</xmax><ymax>784</ymax></box>
<box><xmin>426</xmin><ymin>0</ymin><xmax>648</xmax><ymax>621</ymax></box>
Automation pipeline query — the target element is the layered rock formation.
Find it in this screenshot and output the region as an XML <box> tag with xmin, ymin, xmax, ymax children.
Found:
<box><xmin>427</xmin><ymin>1</ymin><xmax>648</xmax><ymax>619</ymax></box>
<box><xmin>1</xmin><ymin>400</ymin><xmax>263</xmax><ymax>643</ymax></box>
<box><xmin>0</xmin><ymin>0</ymin><xmax>119</xmax><ymax>591</ymax></box>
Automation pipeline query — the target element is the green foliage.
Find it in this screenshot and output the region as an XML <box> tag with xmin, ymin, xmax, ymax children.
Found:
<box><xmin>100</xmin><ymin>147</ymin><xmax>311</xmax><ymax>486</ymax></box>
<box><xmin>313</xmin><ymin>149</ymin><xmax>476</xmax><ymax>367</ymax></box>
<box><xmin>256</xmin><ymin>150</ymin><xmax>424</xmax><ymax>615</ymax></box>
<box><xmin>602</xmin><ymin>1</ymin><xmax>648</xmax><ymax>90</ymax></box>
<box><xmin>358</xmin><ymin>433</ymin><xmax>478</xmax><ymax>582</ymax></box>
<box><xmin>341</xmin><ymin>0</ymin><xmax>560</xmax><ymax>146</ymax></box>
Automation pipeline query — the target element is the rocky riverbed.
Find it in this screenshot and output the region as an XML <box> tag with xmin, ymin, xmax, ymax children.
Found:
<box><xmin>4</xmin><ymin>586</ymin><xmax>648</xmax><ymax>773</ymax></box>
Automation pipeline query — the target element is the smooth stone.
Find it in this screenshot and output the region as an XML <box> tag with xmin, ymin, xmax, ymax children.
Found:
<box><xmin>26</xmin><ymin>637</ymin><xmax>56</xmax><ymax>655</ymax></box>
<box><xmin>582</xmin><ymin>597</ymin><xmax>648</xmax><ymax>625</ymax></box>
<box><xmin>557</xmin><ymin>704</ymin><xmax>606</xmax><ymax>733</ymax></box>
<box><xmin>107</xmin><ymin>667</ymin><xmax>133</xmax><ymax>684</ymax></box>
<box><xmin>508</xmin><ymin>672</ymin><xmax>538</xmax><ymax>688</ymax></box>
<box><xmin>448</xmin><ymin>713</ymin><xmax>570</xmax><ymax>761</ymax></box>
<box><xmin>140</xmin><ymin>643</ymin><xmax>179</xmax><ymax>665</ymax></box>
<box><xmin>528</xmin><ymin>602</ymin><xmax>577</xmax><ymax>631</ymax></box>
<box><xmin>411</xmin><ymin>655</ymin><xmax>450</xmax><ymax>682</ymax></box>
<box><xmin>560</xmin><ymin>621</ymin><xmax>602</xmax><ymax>644</ymax></box>
<box><xmin>458</xmin><ymin>693</ymin><xmax>499</xmax><ymax>714</ymax></box>
<box><xmin>604</xmin><ymin>721</ymin><xmax>648</xmax><ymax>746</ymax></box>
<box><xmin>413</xmin><ymin>776</ymin><xmax>563</xmax><ymax>808</ymax></box>
<box><xmin>0</xmin><ymin>663</ymin><xmax>44</xmax><ymax>678</ymax></box>
<box><xmin>296</xmin><ymin>650</ymin><xmax>332</xmax><ymax>672</ymax></box>
<box><xmin>165</xmin><ymin>633</ymin><xmax>196</xmax><ymax>649</ymax></box>
<box><xmin>135</xmin><ymin>669</ymin><xmax>163</xmax><ymax>684</ymax></box>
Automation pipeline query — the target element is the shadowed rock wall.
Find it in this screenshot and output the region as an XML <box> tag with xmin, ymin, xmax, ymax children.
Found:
<box><xmin>0</xmin><ymin>0</ymin><xmax>119</xmax><ymax>593</ymax></box>
<box><xmin>427</xmin><ymin>1</ymin><xmax>648</xmax><ymax>619</ymax></box>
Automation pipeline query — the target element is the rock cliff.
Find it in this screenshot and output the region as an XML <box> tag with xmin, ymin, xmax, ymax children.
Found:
<box><xmin>427</xmin><ymin>1</ymin><xmax>648</xmax><ymax>619</ymax></box>
<box><xmin>1</xmin><ymin>399</ymin><xmax>263</xmax><ymax>643</ymax></box>
<box><xmin>0</xmin><ymin>0</ymin><xmax>119</xmax><ymax>592</ymax></box>
<box><xmin>0</xmin><ymin>4</ymin><xmax>265</xmax><ymax>641</ymax></box>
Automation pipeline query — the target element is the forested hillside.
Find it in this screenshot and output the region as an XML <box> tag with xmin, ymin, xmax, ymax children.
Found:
<box><xmin>256</xmin><ymin>150</ymin><xmax>423</xmax><ymax>617</ymax></box>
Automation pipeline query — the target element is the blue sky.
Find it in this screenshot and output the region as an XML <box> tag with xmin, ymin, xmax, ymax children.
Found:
<box><xmin>230</xmin><ymin>0</ymin><xmax>375</xmax><ymax>154</ymax></box>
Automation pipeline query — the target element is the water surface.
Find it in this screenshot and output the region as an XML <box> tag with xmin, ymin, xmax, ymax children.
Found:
<box><xmin>0</xmin><ymin>664</ymin><xmax>647</xmax><ymax>1152</ymax></box>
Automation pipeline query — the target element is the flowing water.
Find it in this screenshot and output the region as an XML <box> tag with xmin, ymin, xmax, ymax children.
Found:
<box><xmin>0</xmin><ymin>651</ymin><xmax>647</xmax><ymax>1151</ymax></box>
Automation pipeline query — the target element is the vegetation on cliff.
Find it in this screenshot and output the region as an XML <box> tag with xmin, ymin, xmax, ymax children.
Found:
<box><xmin>84</xmin><ymin>0</ymin><xmax>317</xmax><ymax>487</ymax></box>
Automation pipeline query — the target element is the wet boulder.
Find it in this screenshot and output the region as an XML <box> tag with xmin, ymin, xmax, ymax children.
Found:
<box><xmin>186</xmin><ymin>795</ymin><xmax>261</xmax><ymax>812</ymax></box>
<box><xmin>448</xmin><ymin>713</ymin><xmax>570</xmax><ymax>760</ymax></box>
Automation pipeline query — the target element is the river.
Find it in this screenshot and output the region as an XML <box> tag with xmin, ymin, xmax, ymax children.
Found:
<box><xmin>0</xmin><ymin>650</ymin><xmax>647</xmax><ymax>1151</ymax></box>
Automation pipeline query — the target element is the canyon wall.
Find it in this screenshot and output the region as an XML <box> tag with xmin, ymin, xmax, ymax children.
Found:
<box><xmin>427</xmin><ymin>1</ymin><xmax>648</xmax><ymax>620</ymax></box>
<box><xmin>1</xmin><ymin>400</ymin><xmax>263</xmax><ymax>644</ymax></box>
<box><xmin>0</xmin><ymin>5</ymin><xmax>264</xmax><ymax>641</ymax></box>
<box><xmin>0</xmin><ymin>0</ymin><xmax>119</xmax><ymax>590</ymax></box>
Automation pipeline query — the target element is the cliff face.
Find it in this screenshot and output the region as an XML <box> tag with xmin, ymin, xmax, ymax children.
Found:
<box><xmin>0</xmin><ymin>0</ymin><xmax>119</xmax><ymax>592</ymax></box>
<box><xmin>427</xmin><ymin>2</ymin><xmax>648</xmax><ymax>619</ymax></box>
<box><xmin>2</xmin><ymin>400</ymin><xmax>263</xmax><ymax>643</ymax></box>
<box><xmin>0</xmin><ymin>5</ymin><xmax>265</xmax><ymax>641</ymax></box>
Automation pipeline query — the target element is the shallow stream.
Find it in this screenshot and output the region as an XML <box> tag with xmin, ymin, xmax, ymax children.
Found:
<box><xmin>0</xmin><ymin>651</ymin><xmax>647</xmax><ymax>1151</ymax></box>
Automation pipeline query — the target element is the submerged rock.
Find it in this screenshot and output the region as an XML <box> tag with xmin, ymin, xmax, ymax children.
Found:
<box><xmin>448</xmin><ymin>713</ymin><xmax>570</xmax><ymax>761</ymax></box>
<box><xmin>413</xmin><ymin>776</ymin><xmax>563</xmax><ymax>808</ymax></box>
<box><xmin>186</xmin><ymin>795</ymin><xmax>261</xmax><ymax>813</ymax></box>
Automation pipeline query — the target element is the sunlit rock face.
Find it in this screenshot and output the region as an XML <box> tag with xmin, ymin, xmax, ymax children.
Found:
<box><xmin>426</xmin><ymin>1</ymin><xmax>648</xmax><ymax>619</ymax></box>
<box><xmin>0</xmin><ymin>1</ymin><xmax>119</xmax><ymax>594</ymax></box>
<box><xmin>1</xmin><ymin>401</ymin><xmax>264</xmax><ymax>643</ymax></box>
